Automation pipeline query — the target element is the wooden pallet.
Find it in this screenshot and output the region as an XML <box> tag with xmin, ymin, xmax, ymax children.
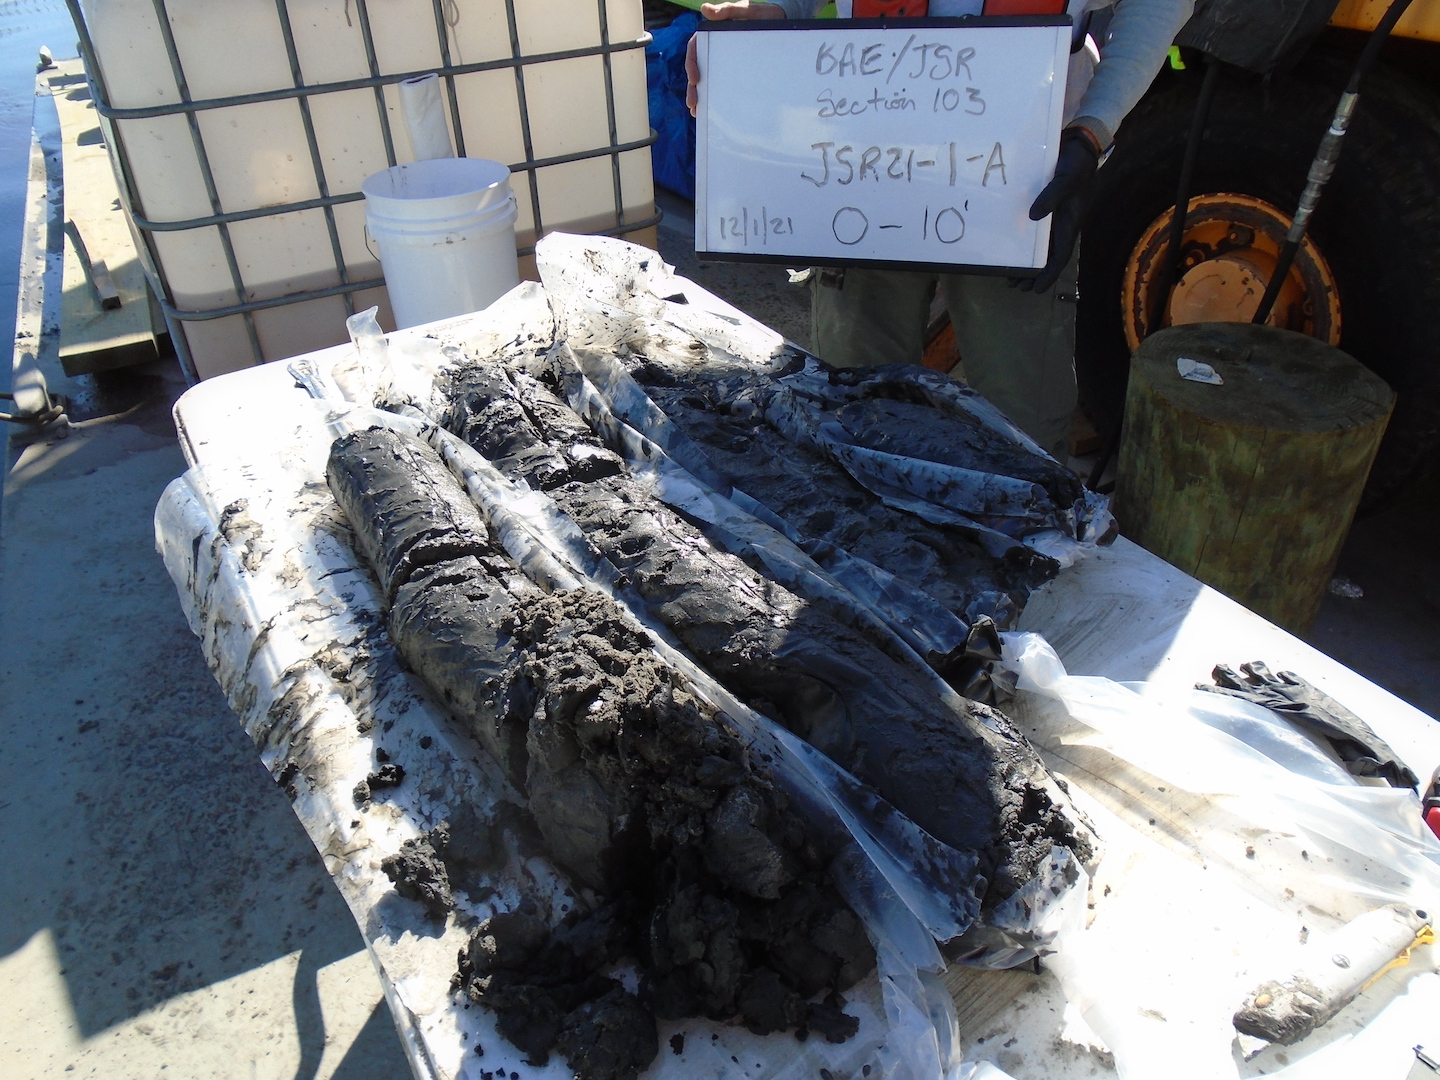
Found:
<box><xmin>47</xmin><ymin>58</ymin><xmax>164</xmax><ymax>377</ymax></box>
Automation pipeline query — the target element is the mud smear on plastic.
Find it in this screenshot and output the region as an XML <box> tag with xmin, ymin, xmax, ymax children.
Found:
<box><xmin>620</xmin><ymin>356</ymin><xmax>1058</xmax><ymax>625</ymax></box>
<box><xmin>832</xmin><ymin>395</ymin><xmax>1082</xmax><ymax>509</ymax></box>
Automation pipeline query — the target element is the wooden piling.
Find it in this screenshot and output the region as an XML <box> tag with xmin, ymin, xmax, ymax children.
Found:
<box><xmin>1113</xmin><ymin>323</ymin><xmax>1394</xmax><ymax>633</ymax></box>
<box><xmin>48</xmin><ymin>59</ymin><xmax>163</xmax><ymax>376</ymax></box>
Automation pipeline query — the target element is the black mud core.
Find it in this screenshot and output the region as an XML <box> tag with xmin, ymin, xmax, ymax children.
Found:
<box><xmin>439</xmin><ymin>363</ymin><xmax>1090</xmax><ymax>909</ymax></box>
<box><xmin>327</xmin><ymin>430</ymin><xmax>877</xmax><ymax>1079</ymax></box>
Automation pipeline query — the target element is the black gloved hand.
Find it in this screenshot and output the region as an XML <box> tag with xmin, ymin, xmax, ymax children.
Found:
<box><xmin>1199</xmin><ymin>661</ymin><xmax>1420</xmax><ymax>789</ymax></box>
<box><xmin>1018</xmin><ymin>126</ymin><xmax>1100</xmax><ymax>294</ymax></box>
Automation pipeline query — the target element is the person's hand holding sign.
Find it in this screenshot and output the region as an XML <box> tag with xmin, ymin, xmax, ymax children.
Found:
<box><xmin>1018</xmin><ymin>124</ymin><xmax>1101</xmax><ymax>292</ymax></box>
<box><xmin>686</xmin><ymin>2</ymin><xmax>784</xmax><ymax>118</ymax></box>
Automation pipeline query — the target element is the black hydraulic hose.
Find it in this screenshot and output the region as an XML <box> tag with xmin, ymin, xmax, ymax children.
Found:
<box><xmin>1089</xmin><ymin>58</ymin><xmax>1220</xmax><ymax>494</ymax></box>
<box><xmin>1085</xmin><ymin>427</ymin><xmax>1117</xmax><ymax>493</ymax></box>
<box><xmin>1252</xmin><ymin>0</ymin><xmax>1416</xmax><ymax>325</ymax></box>
<box><xmin>1152</xmin><ymin>57</ymin><xmax>1223</xmax><ymax>336</ymax></box>
<box><xmin>1089</xmin><ymin>58</ymin><xmax>1221</xmax><ymax>494</ymax></box>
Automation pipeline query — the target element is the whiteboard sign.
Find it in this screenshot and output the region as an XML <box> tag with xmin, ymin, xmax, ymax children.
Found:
<box><xmin>695</xmin><ymin>18</ymin><xmax>1071</xmax><ymax>274</ymax></box>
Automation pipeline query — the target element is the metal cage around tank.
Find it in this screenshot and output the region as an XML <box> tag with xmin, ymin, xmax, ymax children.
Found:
<box><xmin>63</xmin><ymin>0</ymin><xmax>660</xmax><ymax>381</ymax></box>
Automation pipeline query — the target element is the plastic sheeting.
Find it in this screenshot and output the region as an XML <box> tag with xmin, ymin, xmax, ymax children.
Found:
<box><xmin>315</xmin><ymin>391</ymin><xmax>1042</xmax><ymax>1078</ymax></box>
<box><xmin>1000</xmin><ymin>632</ymin><xmax>1440</xmax><ymax>1080</ymax></box>
<box><xmin>645</xmin><ymin>12</ymin><xmax>699</xmax><ymax>199</ymax></box>
<box><xmin>156</xmin><ymin>374</ymin><xmax>952</xmax><ymax>1080</ymax></box>
<box><xmin>533</xmin><ymin>233</ymin><xmax>1115</xmax><ymax>568</ymax></box>
<box><xmin>369</xmin><ymin>404</ymin><xmax>991</xmax><ymax>942</ymax></box>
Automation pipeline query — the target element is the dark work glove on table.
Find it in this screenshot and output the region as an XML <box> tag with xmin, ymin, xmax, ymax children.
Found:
<box><xmin>1199</xmin><ymin>661</ymin><xmax>1420</xmax><ymax>790</ymax></box>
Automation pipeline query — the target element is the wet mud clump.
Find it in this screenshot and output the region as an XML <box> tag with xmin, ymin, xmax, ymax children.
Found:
<box><xmin>379</xmin><ymin>818</ymin><xmax>502</xmax><ymax>918</ymax></box>
<box><xmin>327</xmin><ymin>427</ymin><xmax>876</xmax><ymax>1077</ymax></box>
<box><xmin>352</xmin><ymin>763</ymin><xmax>405</xmax><ymax>807</ymax></box>
<box><xmin>453</xmin><ymin>586</ymin><xmax>876</xmax><ymax>1065</ymax></box>
<box><xmin>557</xmin><ymin>986</ymin><xmax>659</xmax><ymax>1080</ymax></box>
<box><xmin>509</xmin><ymin>589</ymin><xmax>826</xmax><ymax>900</ymax></box>
<box><xmin>381</xmin><ymin>826</ymin><xmax>453</xmax><ymax>918</ymax></box>
<box><xmin>457</xmin><ymin>904</ymin><xmax>650</xmax><ymax>1075</ymax></box>
<box><xmin>442</xmin><ymin>367</ymin><xmax>1093</xmax><ymax>910</ymax></box>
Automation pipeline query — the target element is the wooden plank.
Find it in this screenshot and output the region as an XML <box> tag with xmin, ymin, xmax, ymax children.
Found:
<box><xmin>943</xmin><ymin>964</ymin><xmax>1039</xmax><ymax>1039</ymax></box>
<box><xmin>63</xmin><ymin>219</ymin><xmax>121</xmax><ymax>309</ymax></box>
<box><xmin>47</xmin><ymin>58</ymin><xmax>159</xmax><ymax>377</ymax></box>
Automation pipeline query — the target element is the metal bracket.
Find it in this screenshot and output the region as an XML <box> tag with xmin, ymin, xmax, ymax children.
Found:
<box><xmin>0</xmin><ymin>393</ymin><xmax>70</xmax><ymax>444</ymax></box>
<box><xmin>63</xmin><ymin>218</ymin><xmax>122</xmax><ymax>310</ymax></box>
<box><xmin>1</xmin><ymin>372</ymin><xmax>70</xmax><ymax>438</ymax></box>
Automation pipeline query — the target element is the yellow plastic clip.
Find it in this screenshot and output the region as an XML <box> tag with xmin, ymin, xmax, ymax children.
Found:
<box><xmin>1361</xmin><ymin>925</ymin><xmax>1436</xmax><ymax>994</ymax></box>
<box><xmin>1168</xmin><ymin>45</ymin><xmax>1187</xmax><ymax>71</ymax></box>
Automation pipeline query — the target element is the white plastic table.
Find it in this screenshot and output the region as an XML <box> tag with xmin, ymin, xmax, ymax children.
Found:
<box><xmin>160</xmin><ymin>275</ymin><xmax>1440</xmax><ymax>1080</ymax></box>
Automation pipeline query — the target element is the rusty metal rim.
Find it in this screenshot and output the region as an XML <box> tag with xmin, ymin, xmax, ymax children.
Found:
<box><xmin>1121</xmin><ymin>192</ymin><xmax>1343</xmax><ymax>350</ymax></box>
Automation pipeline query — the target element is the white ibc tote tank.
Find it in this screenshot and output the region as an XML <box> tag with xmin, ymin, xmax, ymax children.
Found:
<box><xmin>71</xmin><ymin>0</ymin><xmax>657</xmax><ymax>380</ymax></box>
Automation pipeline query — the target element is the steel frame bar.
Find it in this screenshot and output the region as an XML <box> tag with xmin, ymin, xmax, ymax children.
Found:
<box><xmin>146</xmin><ymin>0</ymin><xmax>265</xmax><ymax>363</ymax></box>
<box><xmin>503</xmin><ymin>0</ymin><xmax>545</xmax><ymax>246</ymax></box>
<box><xmin>273</xmin><ymin>0</ymin><xmax>356</xmax><ymax>318</ymax></box>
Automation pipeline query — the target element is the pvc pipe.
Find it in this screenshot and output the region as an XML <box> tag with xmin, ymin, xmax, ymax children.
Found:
<box><xmin>397</xmin><ymin>74</ymin><xmax>453</xmax><ymax>161</ymax></box>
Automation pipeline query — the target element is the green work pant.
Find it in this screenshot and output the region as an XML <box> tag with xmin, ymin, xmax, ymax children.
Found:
<box><xmin>811</xmin><ymin>254</ymin><xmax>1080</xmax><ymax>457</ymax></box>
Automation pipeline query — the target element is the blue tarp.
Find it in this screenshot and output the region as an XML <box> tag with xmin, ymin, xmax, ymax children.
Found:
<box><xmin>645</xmin><ymin>11</ymin><xmax>699</xmax><ymax>200</ymax></box>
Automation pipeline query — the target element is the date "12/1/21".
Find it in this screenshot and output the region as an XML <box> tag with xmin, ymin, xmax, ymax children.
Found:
<box><xmin>716</xmin><ymin>207</ymin><xmax>795</xmax><ymax>246</ymax></box>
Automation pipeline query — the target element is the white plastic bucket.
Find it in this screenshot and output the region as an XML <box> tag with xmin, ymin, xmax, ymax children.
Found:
<box><xmin>362</xmin><ymin>158</ymin><xmax>520</xmax><ymax>329</ymax></box>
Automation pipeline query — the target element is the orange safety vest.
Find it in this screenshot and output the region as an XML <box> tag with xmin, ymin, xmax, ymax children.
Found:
<box><xmin>852</xmin><ymin>0</ymin><xmax>1068</xmax><ymax>15</ymax></box>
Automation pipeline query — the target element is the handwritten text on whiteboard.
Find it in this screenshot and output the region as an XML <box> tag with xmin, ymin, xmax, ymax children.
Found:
<box><xmin>695</xmin><ymin>21</ymin><xmax>1071</xmax><ymax>272</ymax></box>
